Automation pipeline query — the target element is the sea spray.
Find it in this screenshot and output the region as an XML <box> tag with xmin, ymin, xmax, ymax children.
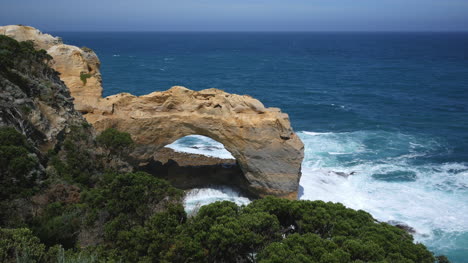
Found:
<box><xmin>184</xmin><ymin>186</ymin><xmax>251</xmax><ymax>215</ymax></box>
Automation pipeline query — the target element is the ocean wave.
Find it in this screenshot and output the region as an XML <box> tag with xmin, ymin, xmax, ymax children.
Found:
<box><xmin>165</xmin><ymin>135</ymin><xmax>235</xmax><ymax>159</ymax></box>
<box><xmin>184</xmin><ymin>186</ymin><xmax>251</xmax><ymax>215</ymax></box>
<box><xmin>298</xmin><ymin>130</ymin><xmax>468</xmax><ymax>254</ymax></box>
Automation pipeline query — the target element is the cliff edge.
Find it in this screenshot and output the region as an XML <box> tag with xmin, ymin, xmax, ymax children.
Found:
<box><xmin>0</xmin><ymin>25</ymin><xmax>305</xmax><ymax>199</ymax></box>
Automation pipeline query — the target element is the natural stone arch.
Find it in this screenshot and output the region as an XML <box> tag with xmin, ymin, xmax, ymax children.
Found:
<box><xmin>88</xmin><ymin>87</ymin><xmax>304</xmax><ymax>198</ymax></box>
<box><xmin>0</xmin><ymin>25</ymin><xmax>305</xmax><ymax>199</ymax></box>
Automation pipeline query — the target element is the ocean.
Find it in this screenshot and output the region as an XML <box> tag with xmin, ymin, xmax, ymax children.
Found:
<box><xmin>55</xmin><ymin>32</ymin><xmax>468</xmax><ymax>262</ymax></box>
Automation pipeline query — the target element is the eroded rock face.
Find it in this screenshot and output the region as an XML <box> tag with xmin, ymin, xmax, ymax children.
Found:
<box><xmin>1</xmin><ymin>25</ymin><xmax>305</xmax><ymax>198</ymax></box>
<box><xmin>0</xmin><ymin>29</ymin><xmax>85</xmax><ymax>151</ymax></box>
<box><xmin>90</xmin><ymin>86</ymin><xmax>304</xmax><ymax>198</ymax></box>
<box><xmin>0</xmin><ymin>25</ymin><xmax>62</xmax><ymax>50</ymax></box>
<box><xmin>0</xmin><ymin>25</ymin><xmax>103</xmax><ymax>113</ymax></box>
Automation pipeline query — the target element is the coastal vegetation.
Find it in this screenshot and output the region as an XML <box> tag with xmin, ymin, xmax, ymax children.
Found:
<box><xmin>0</xmin><ymin>35</ymin><xmax>449</xmax><ymax>262</ymax></box>
<box><xmin>79</xmin><ymin>72</ymin><xmax>92</xmax><ymax>85</ymax></box>
<box><xmin>0</xmin><ymin>127</ymin><xmax>445</xmax><ymax>262</ymax></box>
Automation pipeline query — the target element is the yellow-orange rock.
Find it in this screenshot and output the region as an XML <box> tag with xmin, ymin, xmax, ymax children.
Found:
<box><xmin>90</xmin><ymin>86</ymin><xmax>304</xmax><ymax>197</ymax></box>
<box><xmin>0</xmin><ymin>25</ymin><xmax>103</xmax><ymax>113</ymax></box>
<box><xmin>1</xmin><ymin>25</ymin><xmax>304</xmax><ymax>198</ymax></box>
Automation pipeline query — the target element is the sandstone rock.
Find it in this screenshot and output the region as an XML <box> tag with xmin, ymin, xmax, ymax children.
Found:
<box><xmin>0</xmin><ymin>30</ymin><xmax>85</xmax><ymax>151</ymax></box>
<box><xmin>47</xmin><ymin>44</ymin><xmax>103</xmax><ymax>113</ymax></box>
<box><xmin>136</xmin><ymin>147</ymin><xmax>252</xmax><ymax>197</ymax></box>
<box><xmin>0</xmin><ymin>25</ymin><xmax>104</xmax><ymax>113</ymax></box>
<box><xmin>87</xmin><ymin>86</ymin><xmax>305</xmax><ymax>198</ymax></box>
<box><xmin>0</xmin><ymin>25</ymin><xmax>62</xmax><ymax>50</ymax></box>
<box><xmin>1</xmin><ymin>25</ymin><xmax>305</xmax><ymax>199</ymax></box>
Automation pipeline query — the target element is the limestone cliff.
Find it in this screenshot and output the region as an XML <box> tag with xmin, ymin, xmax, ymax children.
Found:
<box><xmin>0</xmin><ymin>25</ymin><xmax>103</xmax><ymax>113</ymax></box>
<box><xmin>0</xmin><ymin>32</ymin><xmax>85</xmax><ymax>152</ymax></box>
<box><xmin>1</xmin><ymin>25</ymin><xmax>305</xmax><ymax>199</ymax></box>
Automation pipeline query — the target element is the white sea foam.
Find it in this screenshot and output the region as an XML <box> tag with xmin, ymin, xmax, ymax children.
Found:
<box><xmin>302</xmin><ymin>131</ymin><xmax>334</xmax><ymax>136</ymax></box>
<box><xmin>184</xmin><ymin>186</ymin><xmax>251</xmax><ymax>215</ymax></box>
<box><xmin>297</xmin><ymin>131</ymin><xmax>468</xmax><ymax>253</ymax></box>
<box><xmin>165</xmin><ymin>135</ymin><xmax>235</xmax><ymax>159</ymax></box>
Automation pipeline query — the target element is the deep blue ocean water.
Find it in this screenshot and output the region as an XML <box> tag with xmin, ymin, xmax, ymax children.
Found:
<box><xmin>55</xmin><ymin>32</ymin><xmax>468</xmax><ymax>261</ymax></box>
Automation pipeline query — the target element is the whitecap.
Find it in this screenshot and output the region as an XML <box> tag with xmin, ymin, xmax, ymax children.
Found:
<box><xmin>298</xmin><ymin>130</ymin><xmax>468</xmax><ymax>255</ymax></box>
<box><xmin>184</xmin><ymin>186</ymin><xmax>251</xmax><ymax>216</ymax></box>
<box><xmin>302</xmin><ymin>131</ymin><xmax>334</xmax><ymax>136</ymax></box>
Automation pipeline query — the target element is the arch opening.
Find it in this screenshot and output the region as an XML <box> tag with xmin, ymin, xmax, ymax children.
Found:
<box><xmin>165</xmin><ymin>135</ymin><xmax>235</xmax><ymax>160</ymax></box>
<box><xmin>136</xmin><ymin>135</ymin><xmax>257</xmax><ymax>200</ymax></box>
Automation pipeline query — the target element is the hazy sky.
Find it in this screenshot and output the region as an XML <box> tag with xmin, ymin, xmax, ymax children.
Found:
<box><xmin>1</xmin><ymin>0</ymin><xmax>467</xmax><ymax>31</ymax></box>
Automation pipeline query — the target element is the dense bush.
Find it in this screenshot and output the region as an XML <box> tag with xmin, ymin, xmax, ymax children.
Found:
<box><xmin>0</xmin><ymin>176</ymin><xmax>447</xmax><ymax>263</ymax></box>
<box><xmin>82</xmin><ymin>172</ymin><xmax>184</xmax><ymax>255</ymax></box>
<box><xmin>31</xmin><ymin>202</ymin><xmax>83</xmax><ymax>249</ymax></box>
<box><xmin>96</xmin><ymin>128</ymin><xmax>134</xmax><ymax>157</ymax></box>
<box><xmin>0</xmin><ymin>128</ymin><xmax>444</xmax><ymax>262</ymax></box>
<box><xmin>0</xmin><ymin>127</ymin><xmax>39</xmax><ymax>200</ymax></box>
<box><xmin>70</xmin><ymin>195</ymin><xmax>438</xmax><ymax>262</ymax></box>
<box><xmin>0</xmin><ymin>228</ymin><xmax>98</xmax><ymax>263</ymax></box>
<box><xmin>0</xmin><ymin>35</ymin><xmax>52</xmax><ymax>73</ymax></box>
<box><xmin>48</xmin><ymin>125</ymin><xmax>98</xmax><ymax>186</ymax></box>
<box><xmin>0</xmin><ymin>228</ymin><xmax>46</xmax><ymax>262</ymax></box>
<box><xmin>157</xmin><ymin>198</ymin><xmax>436</xmax><ymax>263</ymax></box>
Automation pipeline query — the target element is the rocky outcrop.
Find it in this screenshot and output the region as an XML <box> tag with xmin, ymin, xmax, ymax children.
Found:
<box><xmin>1</xmin><ymin>25</ymin><xmax>305</xmax><ymax>199</ymax></box>
<box><xmin>0</xmin><ymin>25</ymin><xmax>103</xmax><ymax>113</ymax></box>
<box><xmin>0</xmin><ymin>25</ymin><xmax>62</xmax><ymax>50</ymax></box>
<box><xmin>0</xmin><ymin>30</ymin><xmax>85</xmax><ymax>152</ymax></box>
<box><xmin>139</xmin><ymin>148</ymin><xmax>252</xmax><ymax>197</ymax></box>
<box><xmin>88</xmin><ymin>87</ymin><xmax>304</xmax><ymax>198</ymax></box>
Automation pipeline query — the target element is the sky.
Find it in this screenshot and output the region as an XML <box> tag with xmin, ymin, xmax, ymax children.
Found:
<box><xmin>0</xmin><ymin>0</ymin><xmax>467</xmax><ymax>32</ymax></box>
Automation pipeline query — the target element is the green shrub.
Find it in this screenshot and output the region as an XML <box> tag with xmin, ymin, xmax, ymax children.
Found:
<box><xmin>48</xmin><ymin>125</ymin><xmax>98</xmax><ymax>186</ymax></box>
<box><xmin>160</xmin><ymin>198</ymin><xmax>436</xmax><ymax>263</ymax></box>
<box><xmin>79</xmin><ymin>172</ymin><xmax>183</xmax><ymax>261</ymax></box>
<box><xmin>0</xmin><ymin>228</ymin><xmax>46</xmax><ymax>263</ymax></box>
<box><xmin>96</xmin><ymin>128</ymin><xmax>134</xmax><ymax>156</ymax></box>
<box><xmin>0</xmin><ymin>127</ymin><xmax>39</xmax><ymax>200</ymax></box>
<box><xmin>0</xmin><ymin>126</ymin><xmax>28</xmax><ymax>147</ymax></box>
<box><xmin>31</xmin><ymin>202</ymin><xmax>83</xmax><ymax>249</ymax></box>
<box><xmin>0</xmin><ymin>35</ymin><xmax>52</xmax><ymax>73</ymax></box>
<box><xmin>79</xmin><ymin>72</ymin><xmax>92</xmax><ymax>85</ymax></box>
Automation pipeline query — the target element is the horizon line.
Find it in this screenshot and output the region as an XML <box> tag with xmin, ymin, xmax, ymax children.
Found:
<box><xmin>46</xmin><ymin>30</ymin><xmax>468</xmax><ymax>33</ymax></box>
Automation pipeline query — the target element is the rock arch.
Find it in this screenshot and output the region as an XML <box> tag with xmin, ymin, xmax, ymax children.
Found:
<box><xmin>0</xmin><ymin>25</ymin><xmax>305</xmax><ymax>199</ymax></box>
<box><xmin>87</xmin><ymin>87</ymin><xmax>304</xmax><ymax>198</ymax></box>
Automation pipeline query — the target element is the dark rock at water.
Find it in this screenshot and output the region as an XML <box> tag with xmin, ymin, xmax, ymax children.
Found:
<box><xmin>328</xmin><ymin>171</ymin><xmax>355</xmax><ymax>178</ymax></box>
<box><xmin>388</xmin><ymin>220</ymin><xmax>416</xmax><ymax>234</ymax></box>
<box><xmin>133</xmin><ymin>147</ymin><xmax>257</xmax><ymax>199</ymax></box>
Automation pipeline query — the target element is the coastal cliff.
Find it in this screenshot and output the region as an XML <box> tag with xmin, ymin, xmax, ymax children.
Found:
<box><xmin>0</xmin><ymin>27</ymin><xmax>441</xmax><ymax>263</ymax></box>
<box><xmin>0</xmin><ymin>25</ymin><xmax>304</xmax><ymax>199</ymax></box>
